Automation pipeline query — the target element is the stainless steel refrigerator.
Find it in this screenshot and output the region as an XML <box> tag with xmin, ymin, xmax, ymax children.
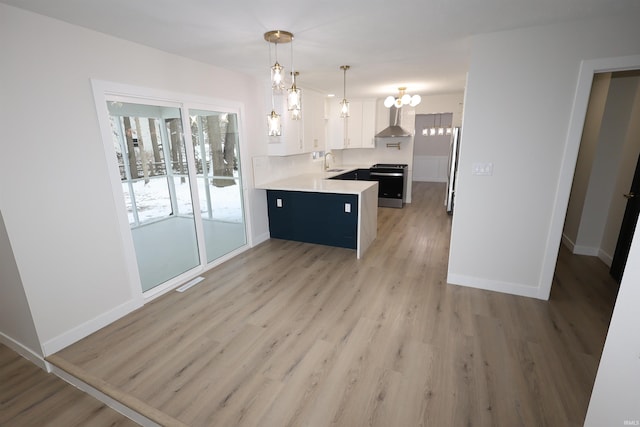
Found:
<box><xmin>445</xmin><ymin>127</ymin><xmax>461</xmax><ymax>214</ymax></box>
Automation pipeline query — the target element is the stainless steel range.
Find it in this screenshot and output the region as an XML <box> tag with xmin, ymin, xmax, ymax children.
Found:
<box><xmin>370</xmin><ymin>164</ymin><xmax>408</xmax><ymax>208</ymax></box>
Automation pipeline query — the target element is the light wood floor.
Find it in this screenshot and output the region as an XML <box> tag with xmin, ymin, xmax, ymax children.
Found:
<box><xmin>45</xmin><ymin>181</ymin><xmax>617</xmax><ymax>426</ymax></box>
<box><xmin>0</xmin><ymin>344</ymin><xmax>138</xmax><ymax>426</ymax></box>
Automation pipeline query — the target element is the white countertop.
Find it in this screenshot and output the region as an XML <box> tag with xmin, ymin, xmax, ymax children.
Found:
<box><xmin>255</xmin><ymin>165</ymin><xmax>377</xmax><ymax>195</ymax></box>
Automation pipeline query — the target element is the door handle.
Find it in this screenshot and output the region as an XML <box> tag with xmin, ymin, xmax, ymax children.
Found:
<box><xmin>623</xmin><ymin>192</ymin><xmax>636</xmax><ymax>199</ymax></box>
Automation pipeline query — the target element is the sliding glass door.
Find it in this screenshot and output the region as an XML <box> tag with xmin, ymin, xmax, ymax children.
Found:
<box><xmin>189</xmin><ymin>109</ymin><xmax>246</xmax><ymax>263</ymax></box>
<box><xmin>103</xmin><ymin>97</ymin><xmax>247</xmax><ymax>293</ymax></box>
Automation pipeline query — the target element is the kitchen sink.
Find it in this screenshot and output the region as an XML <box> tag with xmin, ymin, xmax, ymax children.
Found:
<box><xmin>326</xmin><ymin>168</ymin><xmax>345</xmax><ymax>172</ymax></box>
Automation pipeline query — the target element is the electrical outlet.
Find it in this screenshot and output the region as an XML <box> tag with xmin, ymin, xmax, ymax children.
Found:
<box><xmin>276</xmin><ymin>198</ymin><xmax>283</xmax><ymax>207</ymax></box>
<box><xmin>345</xmin><ymin>203</ymin><xmax>351</xmax><ymax>213</ymax></box>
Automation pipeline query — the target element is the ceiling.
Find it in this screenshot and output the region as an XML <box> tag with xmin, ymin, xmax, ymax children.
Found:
<box><xmin>4</xmin><ymin>0</ymin><xmax>640</xmax><ymax>99</ymax></box>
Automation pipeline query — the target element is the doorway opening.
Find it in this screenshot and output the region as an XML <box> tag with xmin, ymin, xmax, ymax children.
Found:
<box><xmin>560</xmin><ymin>70</ymin><xmax>640</xmax><ymax>285</ymax></box>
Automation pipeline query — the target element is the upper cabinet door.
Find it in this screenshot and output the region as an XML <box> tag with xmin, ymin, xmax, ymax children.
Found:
<box><xmin>361</xmin><ymin>99</ymin><xmax>376</xmax><ymax>148</ymax></box>
<box><xmin>268</xmin><ymin>88</ymin><xmax>327</xmax><ymax>156</ymax></box>
<box><xmin>328</xmin><ymin>99</ymin><xmax>376</xmax><ymax>150</ymax></box>
<box><xmin>303</xmin><ymin>89</ymin><xmax>326</xmax><ymax>153</ymax></box>
<box><xmin>267</xmin><ymin>92</ymin><xmax>303</xmax><ymax>156</ymax></box>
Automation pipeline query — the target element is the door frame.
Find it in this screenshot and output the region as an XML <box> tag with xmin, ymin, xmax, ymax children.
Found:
<box><xmin>538</xmin><ymin>54</ymin><xmax>640</xmax><ymax>299</ymax></box>
<box><xmin>91</xmin><ymin>79</ymin><xmax>254</xmax><ymax>302</ymax></box>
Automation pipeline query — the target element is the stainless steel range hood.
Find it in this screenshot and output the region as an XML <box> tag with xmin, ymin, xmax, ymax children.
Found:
<box><xmin>375</xmin><ymin>106</ymin><xmax>411</xmax><ymax>138</ymax></box>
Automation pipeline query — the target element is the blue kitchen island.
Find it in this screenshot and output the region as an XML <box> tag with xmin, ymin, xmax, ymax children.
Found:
<box><xmin>256</xmin><ymin>170</ymin><xmax>378</xmax><ymax>259</ymax></box>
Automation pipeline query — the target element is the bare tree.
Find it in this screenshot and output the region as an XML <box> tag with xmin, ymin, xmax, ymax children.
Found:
<box><xmin>123</xmin><ymin>117</ymin><xmax>138</xmax><ymax>179</ymax></box>
<box><xmin>206</xmin><ymin>114</ymin><xmax>234</xmax><ymax>187</ymax></box>
<box><xmin>134</xmin><ymin>117</ymin><xmax>150</xmax><ymax>184</ymax></box>
<box><xmin>148</xmin><ymin>118</ymin><xmax>162</xmax><ymax>175</ymax></box>
<box><xmin>167</xmin><ymin>118</ymin><xmax>186</xmax><ymax>184</ymax></box>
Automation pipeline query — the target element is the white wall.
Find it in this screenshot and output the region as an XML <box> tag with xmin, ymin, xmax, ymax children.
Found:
<box><xmin>0</xmin><ymin>211</ymin><xmax>43</xmax><ymax>365</ymax></box>
<box><xmin>585</xmin><ymin>225</ymin><xmax>640</xmax><ymax>426</ymax></box>
<box><xmin>0</xmin><ymin>4</ymin><xmax>268</xmax><ymax>356</ymax></box>
<box><xmin>448</xmin><ymin>15</ymin><xmax>640</xmax><ymax>298</ymax></box>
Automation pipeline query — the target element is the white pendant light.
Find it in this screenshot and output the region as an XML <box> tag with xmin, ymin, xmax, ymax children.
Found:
<box><xmin>339</xmin><ymin>65</ymin><xmax>350</xmax><ymax>118</ymax></box>
<box><xmin>385</xmin><ymin>87</ymin><xmax>421</xmax><ymax>108</ymax></box>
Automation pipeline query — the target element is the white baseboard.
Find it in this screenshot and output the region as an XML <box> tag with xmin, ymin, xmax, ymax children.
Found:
<box><xmin>561</xmin><ymin>233</ymin><xmax>600</xmax><ymax>256</ymax></box>
<box><xmin>561</xmin><ymin>233</ymin><xmax>614</xmax><ymax>266</ymax></box>
<box><xmin>598</xmin><ymin>249</ymin><xmax>613</xmax><ymax>267</ymax></box>
<box><xmin>0</xmin><ymin>332</ymin><xmax>47</xmax><ymax>370</ymax></box>
<box><xmin>41</xmin><ymin>299</ymin><xmax>142</xmax><ymax>357</ymax></box>
<box><xmin>50</xmin><ymin>365</ymin><xmax>160</xmax><ymax>427</ymax></box>
<box><xmin>252</xmin><ymin>232</ymin><xmax>270</xmax><ymax>246</ymax></box>
<box><xmin>561</xmin><ymin>233</ymin><xmax>576</xmax><ymax>251</ymax></box>
<box><xmin>447</xmin><ymin>273</ymin><xmax>542</xmax><ymax>299</ymax></box>
<box><xmin>573</xmin><ymin>245</ymin><xmax>599</xmax><ymax>256</ymax></box>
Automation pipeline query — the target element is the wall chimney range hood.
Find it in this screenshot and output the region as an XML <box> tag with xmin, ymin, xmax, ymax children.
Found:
<box><xmin>375</xmin><ymin>106</ymin><xmax>411</xmax><ymax>137</ymax></box>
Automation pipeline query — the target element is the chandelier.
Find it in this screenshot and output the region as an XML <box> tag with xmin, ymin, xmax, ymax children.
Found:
<box><xmin>384</xmin><ymin>87</ymin><xmax>421</xmax><ymax>108</ymax></box>
<box><xmin>264</xmin><ymin>30</ymin><xmax>301</xmax><ymax>133</ymax></box>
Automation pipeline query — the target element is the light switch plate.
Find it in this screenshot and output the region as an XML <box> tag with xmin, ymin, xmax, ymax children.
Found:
<box><xmin>276</xmin><ymin>198</ymin><xmax>283</xmax><ymax>207</ymax></box>
<box><xmin>345</xmin><ymin>203</ymin><xmax>351</xmax><ymax>213</ymax></box>
<box><xmin>472</xmin><ymin>162</ymin><xmax>493</xmax><ymax>176</ymax></box>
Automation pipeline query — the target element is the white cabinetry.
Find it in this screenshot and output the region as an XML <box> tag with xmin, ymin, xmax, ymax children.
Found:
<box><xmin>303</xmin><ymin>89</ymin><xmax>326</xmax><ymax>152</ymax></box>
<box><xmin>361</xmin><ymin>100</ymin><xmax>376</xmax><ymax>148</ymax></box>
<box><xmin>328</xmin><ymin>99</ymin><xmax>376</xmax><ymax>149</ymax></box>
<box><xmin>267</xmin><ymin>88</ymin><xmax>326</xmax><ymax>156</ymax></box>
<box><xmin>267</xmin><ymin>92</ymin><xmax>303</xmax><ymax>156</ymax></box>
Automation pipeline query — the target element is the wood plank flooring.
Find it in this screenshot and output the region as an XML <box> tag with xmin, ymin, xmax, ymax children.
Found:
<box><xmin>0</xmin><ymin>344</ymin><xmax>138</xmax><ymax>426</ymax></box>
<box><xmin>45</xmin><ymin>181</ymin><xmax>618</xmax><ymax>426</ymax></box>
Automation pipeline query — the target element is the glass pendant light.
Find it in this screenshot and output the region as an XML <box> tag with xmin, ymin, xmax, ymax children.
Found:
<box><xmin>287</xmin><ymin>34</ymin><xmax>301</xmax><ymax>114</ymax></box>
<box><xmin>339</xmin><ymin>65</ymin><xmax>350</xmax><ymax>118</ymax></box>
<box><xmin>264</xmin><ymin>30</ymin><xmax>294</xmax><ymax>135</ymax></box>
<box><xmin>288</xmin><ymin>45</ymin><xmax>301</xmax><ymax>115</ymax></box>
<box><xmin>264</xmin><ymin>30</ymin><xmax>293</xmax><ymax>92</ymax></box>
<box><xmin>291</xmin><ymin>106</ymin><xmax>302</xmax><ymax>121</ymax></box>
<box><xmin>289</xmin><ymin>71</ymin><xmax>302</xmax><ymax>120</ymax></box>
<box><xmin>267</xmin><ymin>110</ymin><xmax>281</xmax><ymax>136</ymax></box>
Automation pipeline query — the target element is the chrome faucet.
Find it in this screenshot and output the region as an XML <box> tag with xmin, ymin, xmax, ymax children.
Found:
<box><xmin>323</xmin><ymin>151</ymin><xmax>334</xmax><ymax>171</ymax></box>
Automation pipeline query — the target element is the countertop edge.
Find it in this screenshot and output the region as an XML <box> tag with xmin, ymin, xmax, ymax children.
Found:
<box><xmin>255</xmin><ymin>166</ymin><xmax>377</xmax><ymax>195</ymax></box>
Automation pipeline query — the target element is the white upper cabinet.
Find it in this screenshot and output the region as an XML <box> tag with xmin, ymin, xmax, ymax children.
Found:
<box><xmin>328</xmin><ymin>99</ymin><xmax>376</xmax><ymax>150</ymax></box>
<box><xmin>361</xmin><ymin>99</ymin><xmax>376</xmax><ymax>148</ymax></box>
<box><xmin>267</xmin><ymin>92</ymin><xmax>303</xmax><ymax>156</ymax></box>
<box><xmin>302</xmin><ymin>89</ymin><xmax>326</xmax><ymax>152</ymax></box>
<box><xmin>267</xmin><ymin>87</ymin><xmax>326</xmax><ymax>156</ymax></box>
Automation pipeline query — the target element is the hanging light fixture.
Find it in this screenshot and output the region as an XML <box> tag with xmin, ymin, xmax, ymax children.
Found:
<box><xmin>264</xmin><ymin>30</ymin><xmax>295</xmax><ymax>135</ymax></box>
<box><xmin>384</xmin><ymin>87</ymin><xmax>421</xmax><ymax>108</ymax></box>
<box><xmin>289</xmin><ymin>70</ymin><xmax>302</xmax><ymax>121</ymax></box>
<box><xmin>339</xmin><ymin>65</ymin><xmax>350</xmax><ymax>118</ymax></box>
<box><xmin>267</xmin><ymin>108</ymin><xmax>281</xmax><ymax>136</ymax></box>
<box><xmin>287</xmin><ymin>31</ymin><xmax>301</xmax><ymax>116</ymax></box>
<box><xmin>288</xmin><ymin>71</ymin><xmax>301</xmax><ymax>119</ymax></box>
<box><xmin>264</xmin><ymin>30</ymin><xmax>292</xmax><ymax>91</ymax></box>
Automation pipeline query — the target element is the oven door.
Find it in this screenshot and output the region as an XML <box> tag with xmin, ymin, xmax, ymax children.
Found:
<box><xmin>370</xmin><ymin>171</ymin><xmax>404</xmax><ymax>207</ymax></box>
